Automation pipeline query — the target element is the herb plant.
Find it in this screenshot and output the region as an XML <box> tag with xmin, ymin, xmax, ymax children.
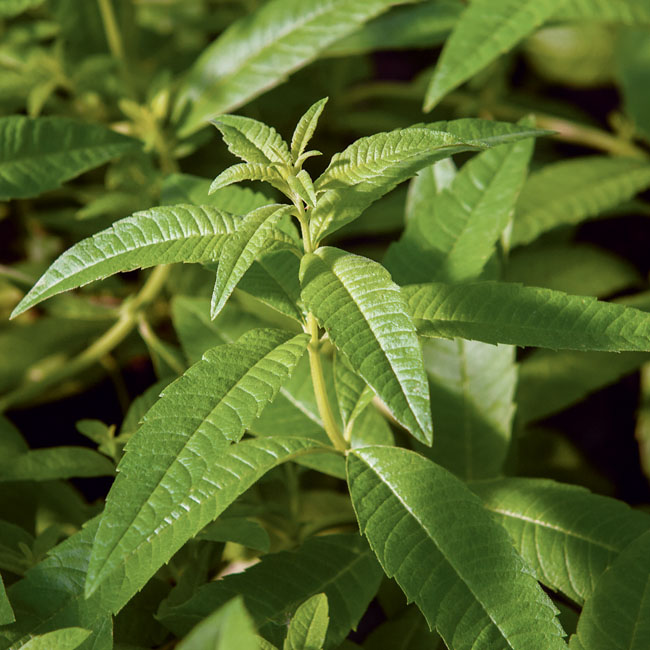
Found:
<box><xmin>2</xmin><ymin>1</ymin><xmax>650</xmax><ymax>649</ymax></box>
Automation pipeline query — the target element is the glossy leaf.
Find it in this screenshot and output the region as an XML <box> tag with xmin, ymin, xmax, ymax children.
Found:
<box><xmin>0</xmin><ymin>116</ymin><xmax>139</xmax><ymax>201</ymax></box>
<box><xmin>473</xmin><ymin>478</ymin><xmax>650</xmax><ymax>605</ymax></box>
<box><xmin>424</xmin><ymin>0</ymin><xmax>566</xmax><ymax>110</ymax></box>
<box><xmin>284</xmin><ymin>593</ymin><xmax>329</xmax><ymax>650</ymax></box>
<box><xmin>174</xmin><ymin>0</ymin><xmax>408</xmax><ymax>136</ymax></box>
<box><xmin>11</xmin><ymin>205</ymin><xmax>242</xmax><ymax>318</ymax></box>
<box><xmin>211</xmin><ymin>205</ymin><xmax>294</xmax><ymax>319</ymax></box>
<box><xmin>512</xmin><ymin>157</ymin><xmax>650</xmax><ymax>246</ymax></box>
<box><xmin>300</xmin><ymin>247</ymin><xmax>432</xmax><ymax>445</ymax></box>
<box><xmin>159</xmin><ymin>534</ymin><xmax>382</xmax><ymax>650</ymax></box>
<box><xmin>291</xmin><ymin>97</ymin><xmax>328</xmax><ymax>163</ymax></box>
<box><xmin>347</xmin><ymin>446</ymin><xmax>567</xmax><ymax>650</ymax></box>
<box><xmin>404</xmin><ymin>281</ymin><xmax>650</xmax><ymax>351</ymax></box>
<box><xmin>570</xmin><ymin>529</ymin><xmax>650</xmax><ymax>649</ymax></box>
<box><xmin>177</xmin><ymin>597</ymin><xmax>258</xmax><ymax>650</ymax></box>
<box><xmin>85</xmin><ymin>330</ymin><xmax>310</xmax><ymax>598</ymax></box>
<box><xmin>0</xmin><ymin>575</ymin><xmax>14</xmax><ymax>625</ymax></box>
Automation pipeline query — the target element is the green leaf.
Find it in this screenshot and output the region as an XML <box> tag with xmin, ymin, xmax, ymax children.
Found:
<box><xmin>284</xmin><ymin>594</ymin><xmax>329</xmax><ymax>650</ymax></box>
<box><xmin>209</xmin><ymin>162</ymin><xmax>290</xmax><ymax>195</ymax></box>
<box><xmin>569</xmin><ymin>529</ymin><xmax>650</xmax><ymax>649</ymax></box>
<box><xmin>211</xmin><ymin>205</ymin><xmax>294</xmax><ymax>319</ymax></box>
<box><xmin>85</xmin><ymin>331</ymin><xmax>310</xmax><ymax>598</ymax></box>
<box><xmin>347</xmin><ymin>446</ymin><xmax>567</xmax><ymax>650</ymax></box>
<box><xmin>333</xmin><ymin>353</ymin><xmax>374</xmax><ymax>432</ymax></box>
<box><xmin>0</xmin><ymin>0</ymin><xmax>45</xmax><ymax>17</ymax></box>
<box><xmin>363</xmin><ymin>607</ymin><xmax>445</xmax><ymax>650</ymax></box>
<box><xmin>18</xmin><ymin>628</ymin><xmax>92</xmax><ymax>650</ymax></box>
<box><xmin>348</xmin><ymin>403</ymin><xmax>394</xmax><ymax>449</ymax></box>
<box><xmin>11</xmin><ymin>205</ymin><xmax>242</xmax><ymax>318</ymax></box>
<box><xmin>617</xmin><ymin>28</ymin><xmax>650</xmax><ymax>140</ymax></box>
<box><xmin>404</xmin><ymin>281</ymin><xmax>650</xmax><ymax>351</ymax></box>
<box><xmin>199</xmin><ymin>517</ymin><xmax>270</xmax><ymax>553</ymax></box>
<box><xmin>386</xmin><ymin>131</ymin><xmax>534</xmax><ymax>284</ymax></box>
<box><xmin>473</xmin><ymin>478</ymin><xmax>650</xmax><ymax>606</ymax></box>
<box><xmin>300</xmin><ymin>247</ymin><xmax>432</xmax><ymax>445</ymax></box>
<box><xmin>177</xmin><ymin>597</ymin><xmax>258</xmax><ymax>650</ymax></box>
<box><xmin>423</xmin><ymin>0</ymin><xmax>566</xmax><ymax>111</ymax></box>
<box><xmin>556</xmin><ymin>0</ymin><xmax>650</xmax><ymax>24</ymax></box>
<box><xmin>416</xmin><ymin>338</ymin><xmax>516</xmax><ymax>480</ymax></box>
<box><xmin>287</xmin><ymin>170</ymin><xmax>318</xmax><ymax>208</ymax></box>
<box><xmin>174</xmin><ymin>0</ymin><xmax>413</xmax><ymax>136</ymax></box>
<box><xmin>512</xmin><ymin>157</ymin><xmax>650</xmax><ymax>246</ymax></box>
<box><xmin>0</xmin><ymin>415</ymin><xmax>28</xmax><ymax>458</ymax></box>
<box><xmin>0</xmin><ymin>447</ymin><xmax>114</xmax><ymax>482</ymax></box>
<box><xmin>213</xmin><ymin>115</ymin><xmax>292</xmax><ymax>165</ymax></box>
<box><xmin>291</xmin><ymin>98</ymin><xmax>328</xmax><ymax>163</ymax></box>
<box><xmin>159</xmin><ymin>535</ymin><xmax>382</xmax><ymax>650</ymax></box>
<box><xmin>0</xmin><ymin>116</ymin><xmax>139</xmax><ymax>201</ymax></box>
<box><xmin>405</xmin><ymin>158</ymin><xmax>457</xmax><ymax>226</ymax></box>
<box><xmin>0</xmin><ymin>575</ymin><xmax>14</xmax><ymax>625</ymax></box>
<box><xmin>425</xmin><ymin>118</ymin><xmax>550</xmax><ymax>147</ymax></box>
<box><xmin>161</xmin><ymin>173</ymin><xmax>272</xmax><ymax>213</ymax></box>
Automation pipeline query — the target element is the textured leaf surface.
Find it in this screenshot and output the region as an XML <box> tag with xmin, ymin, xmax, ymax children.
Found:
<box><xmin>512</xmin><ymin>157</ymin><xmax>650</xmax><ymax>246</ymax></box>
<box><xmin>424</xmin><ymin>0</ymin><xmax>566</xmax><ymax>110</ymax></box>
<box><xmin>347</xmin><ymin>446</ymin><xmax>567</xmax><ymax>650</ymax></box>
<box><xmin>291</xmin><ymin>98</ymin><xmax>328</xmax><ymax>163</ymax></box>
<box><xmin>284</xmin><ymin>594</ymin><xmax>329</xmax><ymax>650</ymax></box>
<box><xmin>426</xmin><ymin>119</ymin><xmax>550</xmax><ymax>148</ymax></box>
<box><xmin>569</xmin><ymin>529</ymin><xmax>650</xmax><ymax>649</ymax></box>
<box><xmin>209</xmin><ymin>162</ymin><xmax>290</xmax><ymax>195</ymax></box>
<box><xmin>12</xmin><ymin>205</ymin><xmax>242</xmax><ymax>317</ymax></box>
<box><xmin>159</xmin><ymin>535</ymin><xmax>382</xmax><ymax>650</ymax></box>
<box><xmin>301</xmin><ymin>248</ymin><xmax>432</xmax><ymax>444</ymax></box>
<box><xmin>174</xmin><ymin>0</ymin><xmax>408</xmax><ymax>136</ymax></box>
<box><xmin>0</xmin><ymin>576</ymin><xmax>13</xmax><ymax>625</ymax></box>
<box><xmin>211</xmin><ymin>205</ymin><xmax>294</xmax><ymax>319</ymax></box>
<box><xmin>0</xmin><ymin>116</ymin><xmax>139</xmax><ymax>201</ymax></box>
<box><xmin>214</xmin><ymin>115</ymin><xmax>291</xmax><ymax>165</ymax></box>
<box><xmin>556</xmin><ymin>0</ymin><xmax>650</xmax><ymax>24</ymax></box>
<box><xmin>386</xmin><ymin>132</ymin><xmax>533</xmax><ymax>284</ymax></box>
<box><xmin>404</xmin><ymin>281</ymin><xmax>650</xmax><ymax>351</ymax></box>
<box><xmin>176</xmin><ymin>597</ymin><xmax>258</xmax><ymax>650</ymax></box>
<box><xmin>19</xmin><ymin>628</ymin><xmax>92</xmax><ymax>650</ymax></box>
<box><xmin>417</xmin><ymin>338</ymin><xmax>516</xmax><ymax>480</ymax></box>
<box><xmin>473</xmin><ymin>478</ymin><xmax>650</xmax><ymax>605</ymax></box>
<box><xmin>334</xmin><ymin>353</ymin><xmax>374</xmax><ymax>432</ymax></box>
<box><xmin>85</xmin><ymin>331</ymin><xmax>310</xmax><ymax>597</ymax></box>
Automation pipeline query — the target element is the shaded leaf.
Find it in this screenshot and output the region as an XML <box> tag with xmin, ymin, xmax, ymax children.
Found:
<box><xmin>0</xmin><ymin>0</ymin><xmax>45</xmax><ymax>17</ymax></box>
<box><xmin>0</xmin><ymin>575</ymin><xmax>14</xmax><ymax>625</ymax></box>
<box><xmin>334</xmin><ymin>353</ymin><xmax>374</xmax><ymax>432</ymax></box>
<box><xmin>616</xmin><ymin>28</ymin><xmax>650</xmax><ymax>140</ymax></box>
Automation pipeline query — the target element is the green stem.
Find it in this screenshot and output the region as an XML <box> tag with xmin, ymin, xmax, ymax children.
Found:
<box><xmin>0</xmin><ymin>265</ymin><xmax>170</xmax><ymax>412</ymax></box>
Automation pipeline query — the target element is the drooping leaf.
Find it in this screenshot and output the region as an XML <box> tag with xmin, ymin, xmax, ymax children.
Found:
<box><xmin>0</xmin><ymin>575</ymin><xmax>14</xmax><ymax>625</ymax></box>
<box><xmin>18</xmin><ymin>628</ymin><xmax>92</xmax><ymax>650</ymax></box>
<box><xmin>556</xmin><ymin>0</ymin><xmax>650</xmax><ymax>24</ymax></box>
<box><xmin>569</xmin><ymin>529</ymin><xmax>650</xmax><ymax>649</ymax></box>
<box><xmin>85</xmin><ymin>330</ymin><xmax>311</xmax><ymax>598</ymax></box>
<box><xmin>300</xmin><ymin>247</ymin><xmax>432</xmax><ymax>445</ymax></box>
<box><xmin>511</xmin><ymin>157</ymin><xmax>650</xmax><ymax>246</ymax></box>
<box><xmin>11</xmin><ymin>205</ymin><xmax>243</xmax><ymax>318</ymax></box>
<box><xmin>0</xmin><ymin>116</ymin><xmax>139</xmax><ymax>201</ymax></box>
<box><xmin>404</xmin><ymin>281</ymin><xmax>650</xmax><ymax>351</ymax></box>
<box><xmin>473</xmin><ymin>477</ymin><xmax>650</xmax><ymax>606</ymax></box>
<box><xmin>284</xmin><ymin>593</ymin><xmax>329</xmax><ymax>650</ymax></box>
<box><xmin>176</xmin><ymin>597</ymin><xmax>258</xmax><ymax>650</ymax></box>
<box><xmin>423</xmin><ymin>0</ymin><xmax>567</xmax><ymax>110</ymax></box>
<box><xmin>159</xmin><ymin>535</ymin><xmax>383</xmax><ymax>650</ymax></box>
<box><xmin>291</xmin><ymin>97</ymin><xmax>328</xmax><ymax>163</ymax></box>
<box><xmin>174</xmin><ymin>0</ymin><xmax>416</xmax><ymax>136</ymax></box>
<box><xmin>347</xmin><ymin>446</ymin><xmax>567</xmax><ymax>649</ymax></box>
<box><xmin>386</xmin><ymin>131</ymin><xmax>534</xmax><ymax>284</ymax></box>
<box><xmin>211</xmin><ymin>205</ymin><xmax>294</xmax><ymax>319</ymax></box>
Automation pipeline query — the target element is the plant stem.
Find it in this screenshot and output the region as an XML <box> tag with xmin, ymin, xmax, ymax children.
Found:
<box><xmin>0</xmin><ymin>265</ymin><xmax>170</xmax><ymax>412</ymax></box>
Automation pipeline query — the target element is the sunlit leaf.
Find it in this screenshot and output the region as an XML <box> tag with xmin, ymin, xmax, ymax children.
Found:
<box><xmin>284</xmin><ymin>593</ymin><xmax>329</xmax><ymax>650</ymax></box>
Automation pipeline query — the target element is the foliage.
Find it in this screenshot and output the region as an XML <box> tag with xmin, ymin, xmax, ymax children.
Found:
<box><xmin>1</xmin><ymin>1</ymin><xmax>650</xmax><ymax>649</ymax></box>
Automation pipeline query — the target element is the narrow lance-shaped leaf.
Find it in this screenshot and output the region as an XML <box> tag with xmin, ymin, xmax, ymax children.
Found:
<box><xmin>85</xmin><ymin>330</ymin><xmax>310</xmax><ymax>598</ymax></box>
<box><xmin>174</xmin><ymin>0</ymin><xmax>416</xmax><ymax>136</ymax></box>
<box><xmin>284</xmin><ymin>594</ymin><xmax>329</xmax><ymax>650</ymax></box>
<box><xmin>472</xmin><ymin>478</ymin><xmax>650</xmax><ymax>606</ymax></box>
<box><xmin>423</xmin><ymin>0</ymin><xmax>567</xmax><ymax>111</ymax></box>
<box><xmin>11</xmin><ymin>205</ymin><xmax>243</xmax><ymax>318</ymax></box>
<box><xmin>404</xmin><ymin>281</ymin><xmax>650</xmax><ymax>351</ymax></box>
<box><xmin>209</xmin><ymin>162</ymin><xmax>290</xmax><ymax>195</ymax></box>
<box><xmin>0</xmin><ymin>575</ymin><xmax>14</xmax><ymax>625</ymax></box>
<box><xmin>291</xmin><ymin>97</ymin><xmax>328</xmax><ymax>163</ymax></box>
<box><xmin>512</xmin><ymin>157</ymin><xmax>650</xmax><ymax>247</ymax></box>
<box><xmin>300</xmin><ymin>247</ymin><xmax>432</xmax><ymax>445</ymax></box>
<box><xmin>0</xmin><ymin>115</ymin><xmax>139</xmax><ymax>201</ymax></box>
<box><xmin>347</xmin><ymin>446</ymin><xmax>567</xmax><ymax>650</ymax></box>
<box><xmin>569</xmin><ymin>529</ymin><xmax>650</xmax><ymax>650</ymax></box>
<box><xmin>211</xmin><ymin>205</ymin><xmax>294</xmax><ymax>319</ymax></box>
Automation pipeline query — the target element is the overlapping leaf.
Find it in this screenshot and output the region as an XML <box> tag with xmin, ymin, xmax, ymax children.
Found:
<box><xmin>300</xmin><ymin>247</ymin><xmax>432</xmax><ymax>444</ymax></box>
<box><xmin>11</xmin><ymin>205</ymin><xmax>244</xmax><ymax>318</ymax></box>
<box><xmin>174</xmin><ymin>0</ymin><xmax>412</xmax><ymax>136</ymax></box>
<box><xmin>404</xmin><ymin>281</ymin><xmax>650</xmax><ymax>351</ymax></box>
<box><xmin>85</xmin><ymin>330</ymin><xmax>310</xmax><ymax>597</ymax></box>
<box><xmin>284</xmin><ymin>594</ymin><xmax>329</xmax><ymax>650</ymax></box>
<box><xmin>423</xmin><ymin>0</ymin><xmax>566</xmax><ymax>110</ymax></box>
<box><xmin>291</xmin><ymin>98</ymin><xmax>328</xmax><ymax>163</ymax></box>
<box><xmin>512</xmin><ymin>157</ymin><xmax>650</xmax><ymax>246</ymax></box>
<box><xmin>347</xmin><ymin>446</ymin><xmax>568</xmax><ymax>650</ymax></box>
<box><xmin>473</xmin><ymin>478</ymin><xmax>650</xmax><ymax>605</ymax></box>
<box><xmin>333</xmin><ymin>354</ymin><xmax>374</xmax><ymax>432</ymax></box>
<box><xmin>0</xmin><ymin>116</ymin><xmax>139</xmax><ymax>201</ymax></box>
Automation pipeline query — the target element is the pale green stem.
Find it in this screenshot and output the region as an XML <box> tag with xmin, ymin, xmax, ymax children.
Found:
<box><xmin>0</xmin><ymin>265</ymin><xmax>170</xmax><ymax>412</ymax></box>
